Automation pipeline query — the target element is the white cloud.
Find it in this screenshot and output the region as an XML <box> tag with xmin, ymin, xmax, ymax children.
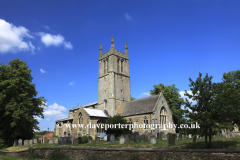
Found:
<box><xmin>40</xmin><ymin>68</ymin><xmax>45</xmax><ymax>73</ymax></box>
<box><xmin>0</xmin><ymin>19</ymin><xmax>35</xmax><ymax>54</ymax></box>
<box><xmin>43</xmin><ymin>25</ymin><xmax>50</xmax><ymax>30</ymax></box>
<box><xmin>137</xmin><ymin>92</ymin><xmax>151</xmax><ymax>98</ymax></box>
<box><xmin>125</xmin><ymin>13</ymin><xmax>132</xmax><ymax>21</ymax></box>
<box><xmin>46</xmin><ymin>118</ymin><xmax>50</xmax><ymax>121</ymax></box>
<box><xmin>179</xmin><ymin>91</ymin><xmax>197</xmax><ymax>103</ymax></box>
<box><xmin>69</xmin><ymin>82</ymin><xmax>75</xmax><ymax>85</ymax></box>
<box><xmin>43</xmin><ymin>102</ymin><xmax>68</xmax><ymax>120</ymax></box>
<box><xmin>39</xmin><ymin>32</ymin><xmax>73</xmax><ymax>49</ymax></box>
<box><xmin>34</xmin><ymin>116</ymin><xmax>43</xmax><ymax>121</ymax></box>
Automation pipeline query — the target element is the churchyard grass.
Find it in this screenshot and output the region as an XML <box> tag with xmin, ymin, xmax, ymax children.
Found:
<box><xmin>3</xmin><ymin>135</ymin><xmax>240</xmax><ymax>152</ymax></box>
<box><xmin>0</xmin><ymin>151</ymin><xmax>33</xmax><ymax>160</ymax></box>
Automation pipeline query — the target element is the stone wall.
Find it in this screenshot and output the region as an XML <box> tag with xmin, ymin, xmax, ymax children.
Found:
<box><xmin>1</xmin><ymin>148</ymin><xmax>240</xmax><ymax>160</ymax></box>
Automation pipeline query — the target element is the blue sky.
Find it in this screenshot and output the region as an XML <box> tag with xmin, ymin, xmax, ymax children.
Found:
<box><xmin>1</xmin><ymin>0</ymin><xmax>240</xmax><ymax>132</ymax></box>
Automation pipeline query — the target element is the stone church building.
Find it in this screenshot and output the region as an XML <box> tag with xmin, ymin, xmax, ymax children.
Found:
<box><xmin>54</xmin><ymin>36</ymin><xmax>175</xmax><ymax>138</ymax></box>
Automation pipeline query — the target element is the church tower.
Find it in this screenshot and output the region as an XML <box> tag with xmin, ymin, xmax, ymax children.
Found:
<box><xmin>98</xmin><ymin>36</ymin><xmax>130</xmax><ymax>117</ymax></box>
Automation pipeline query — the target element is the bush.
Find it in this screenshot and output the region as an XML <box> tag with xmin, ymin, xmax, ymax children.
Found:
<box><xmin>48</xmin><ymin>149</ymin><xmax>70</xmax><ymax>160</ymax></box>
<box><xmin>82</xmin><ymin>135</ymin><xmax>88</xmax><ymax>144</ymax></box>
<box><xmin>0</xmin><ymin>138</ymin><xmax>4</xmax><ymax>149</ymax></box>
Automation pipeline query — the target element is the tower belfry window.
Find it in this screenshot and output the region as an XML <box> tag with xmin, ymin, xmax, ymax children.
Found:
<box><xmin>104</xmin><ymin>60</ymin><xmax>106</xmax><ymax>74</ymax></box>
<box><xmin>117</xmin><ymin>58</ymin><xmax>120</xmax><ymax>73</ymax></box>
<box><xmin>121</xmin><ymin>59</ymin><xmax>123</xmax><ymax>73</ymax></box>
<box><xmin>106</xmin><ymin>58</ymin><xmax>108</xmax><ymax>73</ymax></box>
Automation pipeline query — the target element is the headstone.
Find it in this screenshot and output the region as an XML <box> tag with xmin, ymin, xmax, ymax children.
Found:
<box><xmin>29</xmin><ymin>139</ymin><xmax>33</xmax><ymax>145</ymax></box>
<box><xmin>139</xmin><ymin>135</ymin><xmax>144</xmax><ymax>141</ymax></box>
<box><xmin>119</xmin><ymin>135</ymin><xmax>125</xmax><ymax>144</ymax></box>
<box><xmin>188</xmin><ymin>134</ymin><xmax>192</xmax><ymax>139</ymax></box>
<box><xmin>95</xmin><ymin>136</ymin><xmax>100</xmax><ymax>144</ymax></box>
<box><xmin>88</xmin><ymin>136</ymin><xmax>92</xmax><ymax>144</ymax></box>
<box><xmin>135</xmin><ymin>135</ymin><xmax>140</xmax><ymax>143</ymax></box>
<box><xmin>196</xmin><ymin>135</ymin><xmax>199</xmax><ymax>139</ymax></box>
<box><xmin>168</xmin><ymin>133</ymin><xmax>175</xmax><ymax>146</ymax></box>
<box><xmin>54</xmin><ymin>137</ymin><xmax>58</xmax><ymax>144</ymax></box>
<box><xmin>133</xmin><ymin>132</ymin><xmax>139</xmax><ymax>142</ymax></box>
<box><xmin>62</xmin><ymin>137</ymin><xmax>67</xmax><ymax>145</ymax></box>
<box><xmin>38</xmin><ymin>140</ymin><xmax>41</xmax><ymax>144</ymax></box>
<box><xmin>66</xmin><ymin>137</ymin><xmax>71</xmax><ymax>145</ymax></box>
<box><xmin>13</xmin><ymin>139</ymin><xmax>17</xmax><ymax>146</ymax></box>
<box><xmin>232</xmin><ymin>132</ymin><xmax>235</xmax><ymax>138</ymax></box>
<box><xmin>78</xmin><ymin>137</ymin><xmax>82</xmax><ymax>144</ymax></box>
<box><xmin>44</xmin><ymin>138</ymin><xmax>48</xmax><ymax>144</ymax></box>
<box><xmin>124</xmin><ymin>135</ymin><xmax>130</xmax><ymax>144</ymax></box>
<box><xmin>107</xmin><ymin>134</ymin><xmax>111</xmax><ymax>141</ymax></box>
<box><xmin>157</xmin><ymin>133</ymin><xmax>160</xmax><ymax>139</ymax></box>
<box><xmin>110</xmin><ymin>134</ymin><xmax>115</xmax><ymax>143</ymax></box>
<box><xmin>58</xmin><ymin>137</ymin><xmax>63</xmax><ymax>145</ymax></box>
<box><xmin>150</xmin><ymin>136</ymin><xmax>156</xmax><ymax>144</ymax></box>
<box><xmin>179</xmin><ymin>133</ymin><xmax>182</xmax><ymax>141</ymax></box>
<box><xmin>227</xmin><ymin>130</ymin><xmax>231</xmax><ymax>138</ymax></box>
<box><xmin>49</xmin><ymin>139</ymin><xmax>53</xmax><ymax>144</ymax></box>
<box><xmin>215</xmin><ymin>135</ymin><xmax>220</xmax><ymax>138</ymax></box>
<box><xmin>222</xmin><ymin>129</ymin><xmax>225</xmax><ymax>137</ymax></box>
<box><xmin>18</xmin><ymin>139</ymin><xmax>22</xmax><ymax>146</ymax></box>
<box><xmin>176</xmin><ymin>133</ymin><xmax>179</xmax><ymax>139</ymax></box>
<box><xmin>34</xmin><ymin>139</ymin><xmax>37</xmax><ymax>144</ymax></box>
<box><xmin>116</xmin><ymin>137</ymin><xmax>119</xmax><ymax>141</ymax></box>
<box><xmin>160</xmin><ymin>132</ymin><xmax>165</xmax><ymax>139</ymax></box>
<box><xmin>143</xmin><ymin>134</ymin><xmax>148</xmax><ymax>142</ymax></box>
<box><xmin>103</xmin><ymin>135</ymin><xmax>107</xmax><ymax>141</ymax></box>
<box><xmin>73</xmin><ymin>138</ymin><xmax>79</xmax><ymax>145</ymax></box>
<box><xmin>24</xmin><ymin>140</ymin><xmax>29</xmax><ymax>146</ymax></box>
<box><xmin>193</xmin><ymin>135</ymin><xmax>196</xmax><ymax>142</ymax></box>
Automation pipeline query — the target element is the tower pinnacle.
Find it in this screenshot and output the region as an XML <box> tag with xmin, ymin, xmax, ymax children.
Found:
<box><xmin>125</xmin><ymin>42</ymin><xmax>128</xmax><ymax>54</ymax></box>
<box><xmin>99</xmin><ymin>43</ymin><xmax>102</xmax><ymax>54</ymax></box>
<box><xmin>111</xmin><ymin>36</ymin><xmax>114</xmax><ymax>48</ymax></box>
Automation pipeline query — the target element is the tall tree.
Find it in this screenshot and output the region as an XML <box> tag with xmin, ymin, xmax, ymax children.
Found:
<box><xmin>0</xmin><ymin>59</ymin><xmax>47</xmax><ymax>146</ymax></box>
<box><xmin>150</xmin><ymin>83</ymin><xmax>185</xmax><ymax>132</ymax></box>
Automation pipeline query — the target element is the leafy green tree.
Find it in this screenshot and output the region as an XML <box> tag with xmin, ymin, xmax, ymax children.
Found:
<box><xmin>102</xmin><ymin>114</ymin><xmax>132</xmax><ymax>137</ymax></box>
<box><xmin>130</xmin><ymin>96</ymin><xmax>135</xmax><ymax>101</ymax></box>
<box><xmin>150</xmin><ymin>83</ymin><xmax>185</xmax><ymax>131</ymax></box>
<box><xmin>0</xmin><ymin>58</ymin><xmax>47</xmax><ymax>146</ymax></box>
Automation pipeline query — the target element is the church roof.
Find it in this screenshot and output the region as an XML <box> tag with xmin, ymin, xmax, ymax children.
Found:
<box><xmin>69</xmin><ymin>101</ymin><xmax>98</xmax><ymax>111</ymax></box>
<box><xmin>83</xmin><ymin>108</ymin><xmax>109</xmax><ymax>118</ymax></box>
<box><xmin>120</xmin><ymin>94</ymin><xmax>160</xmax><ymax>117</ymax></box>
<box><xmin>55</xmin><ymin>117</ymin><xmax>73</xmax><ymax>122</ymax></box>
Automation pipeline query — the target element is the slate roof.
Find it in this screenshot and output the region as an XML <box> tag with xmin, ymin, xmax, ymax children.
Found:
<box><xmin>55</xmin><ymin>117</ymin><xmax>73</xmax><ymax>122</ymax></box>
<box><xmin>69</xmin><ymin>102</ymin><xmax>98</xmax><ymax>111</ymax></box>
<box><xmin>120</xmin><ymin>94</ymin><xmax>160</xmax><ymax>117</ymax></box>
<box><xmin>84</xmin><ymin>108</ymin><xmax>109</xmax><ymax>118</ymax></box>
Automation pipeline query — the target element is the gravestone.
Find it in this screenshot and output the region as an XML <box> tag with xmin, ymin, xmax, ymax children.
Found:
<box><xmin>66</xmin><ymin>137</ymin><xmax>71</xmax><ymax>144</ymax></box>
<box><xmin>135</xmin><ymin>135</ymin><xmax>140</xmax><ymax>143</ymax></box>
<box><xmin>124</xmin><ymin>135</ymin><xmax>130</xmax><ymax>144</ymax></box>
<box><xmin>133</xmin><ymin>132</ymin><xmax>139</xmax><ymax>142</ymax></box>
<box><xmin>78</xmin><ymin>137</ymin><xmax>82</xmax><ymax>144</ymax></box>
<box><xmin>110</xmin><ymin>134</ymin><xmax>115</xmax><ymax>143</ymax></box>
<box><xmin>104</xmin><ymin>135</ymin><xmax>107</xmax><ymax>141</ymax></box>
<box><xmin>62</xmin><ymin>137</ymin><xmax>67</xmax><ymax>145</ymax></box>
<box><xmin>29</xmin><ymin>139</ymin><xmax>33</xmax><ymax>145</ymax></box>
<box><xmin>95</xmin><ymin>136</ymin><xmax>100</xmax><ymax>144</ymax></box>
<box><xmin>44</xmin><ymin>138</ymin><xmax>48</xmax><ymax>144</ymax></box>
<box><xmin>232</xmin><ymin>132</ymin><xmax>235</xmax><ymax>138</ymax></box>
<box><xmin>143</xmin><ymin>134</ymin><xmax>148</xmax><ymax>142</ymax></box>
<box><xmin>227</xmin><ymin>130</ymin><xmax>231</xmax><ymax>138</ymax></box>
<box><xmin>188</xmin><ymin>134</ymin><xmax>192</xmax><ymax>139</ymax></box>
<box><xmin>119</xmin><ymin>135</ymin><xmax>125</xmax><ymax>144</ymax></box>
<box><xmin>215</xmin><ymin>135</ymin><xmax>220</xmax><ymax>138</ymax></box>
<box><xmin>150</xmin><ymin>136</ymin><xmax>156</xmax><ymax>144</ymax></box>
<box><xmin>24</xmin><ymin>140</ymin><xmax>29</xmax><ymax>146</ymax></box>
<box><xmin>54</xmin><ymin>137</ymin><xmax>58</xmax><ymax>144</ymax></box>
<box><xmin>116</xmin><ymin>137</ymin><xmax>119</xmax><ymax>141</ymax></box>
<box><xmin>13</xmin><ymin>139</ymin><xmax>17</xmax><ymax>146</ymax></box>
<box><xmin>179</xmin><ymin>133</ymin><xmax>182</xmax><ymax>141</ymax></box>
<box><xmin>18</xmin><ymin>139</ymin><xmax>22</xmax><ymax>146</ymax></box>
<box><xmin>172</xmin><ymin>134</ymin><xmax>176</xmax><ymax>140</ymax></box>
<box><xmin>139</xmin><ymin>135</ymin><xmax>144</xmax><ymax>141</ymax></box>
<box><xmin>107</xmin><ymin>134</ymin><xmax>111</xmax><ymax>141</ymax></box>
<box><xmin>88</xmin><ymin>136</ymin><xmax>93</xmax><ymax>144</ymax></box>
<box><xmin>38</xmin><ymin>140</ymin><xmax>41</xmax><ymax>144</ymax></box>
<box><xmin>196</xmin><ymin>135</ymin><xmax>199</xmax><ymax>139</ymax></box>
<box><xmin>168</xmin><ymin>134</ymin><xmax>175</xmax><ymax>146</ymax></box>
<box><xmin>157</xmin><ymin>133</ymin><xmax>160</xmax><ymax>139</ymax></box>
<box><xmin>160</xmin><ymin>132</ymin><xmax>165</xmax><ymax>139</ymax></box>
<box><xmin>176</xmin><ymin>133</ymin><xmax>179</xmax><ymax>139</ymax></box>
<box><xmin>34</xmin><ymin>139</ymin><xmax>37</xmax><ymax>144</ymax></box>
<box><xmin>49</xmin><ymin>139</ymin><xmax>53</xmax><ymax>144</ymax></box>
<box><xmin>193</xmin><ymin>135</ymin><xmax>196</xmax><ymax>142</ymax></box>
<box><xmin>73</xmin><ymin>138</ymin><xmax>79</xmax><ymax>145</ymax></box>
<box><xmin>58</xmin><ymin>137</ymin><xmax>63</xmax><ymax>145</ymax></box>
<box><xmin>222</xmin><ymin>129</ymin><xmax>225</xmax><ymax>137</ymax></box>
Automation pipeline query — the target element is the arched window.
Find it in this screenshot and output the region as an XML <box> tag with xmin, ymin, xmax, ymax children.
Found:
<box><xmin>121</xmin><ymin>59</ymin><xmax>124</xmax><ymax>73</ymax></box>
<box><xmin>160</xmin><ymin>107</ymin><xmax>167</xmax><ymax>129</ymax></box>
<box><xmin>144</xmin><ymin>116</ymin><xmax>148</xmax><ymax>129</ymax></box>
<box><xmin>106</xmin><ymin>58</ymin><xmax>108</xmax><ymax>73</ymax></box>
<box><xmin>104</xmin><ymin>99</ymin><xmax>107</xmax><ymax>109</ymax></box>
<box><xmin>79</xmin><ymin>113</ymin><xmax>83</xmax><ymax>131</ymax></box>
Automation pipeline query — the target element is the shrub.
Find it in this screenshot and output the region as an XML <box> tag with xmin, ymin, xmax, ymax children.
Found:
<box><xmin>82</xmin><ymin>135</ymin><xmax>88</xmax><ymax>143</ymax></box>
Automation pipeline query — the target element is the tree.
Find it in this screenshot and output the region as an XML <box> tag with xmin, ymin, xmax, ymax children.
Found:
<box><xmin>130</xmin><ymin>96</ymin><xmax>135</xmax><ymax>101</ymax></box>
<box><xmin>150</xmin><ymin>83</ymin><xmax>185</xmax><ymax>132</ymax></box>
<box><xmin>102</xmin><ymin>114</ymin><xmax>132</xmax><ymax>137</ymax></box>
<box><xmin>0</xmin><ymin>58</ymin><xmax>47</xmax><ymax>146</ymax></box>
